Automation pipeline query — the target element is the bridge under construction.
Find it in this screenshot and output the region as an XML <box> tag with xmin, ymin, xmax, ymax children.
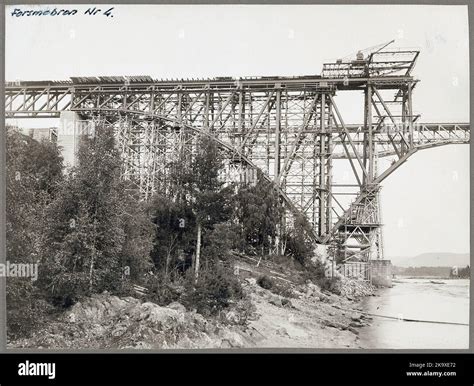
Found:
<box><xmin>5</xmin><ymin>43</ymin><xmax>470</xmax><ymax>283</ymax></box>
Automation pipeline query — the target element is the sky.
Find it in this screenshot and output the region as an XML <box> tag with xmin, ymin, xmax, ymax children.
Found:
<box><xmin>5</xmin><ymin>4</ymin><xmax>470</xmax><ymax>257</ymax></box>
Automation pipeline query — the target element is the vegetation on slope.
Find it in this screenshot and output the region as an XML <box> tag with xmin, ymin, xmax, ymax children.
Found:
<box><xmin>6</xmin><ymin>124</ymin><xmax>338</xmax><ymax>342</ymax></box>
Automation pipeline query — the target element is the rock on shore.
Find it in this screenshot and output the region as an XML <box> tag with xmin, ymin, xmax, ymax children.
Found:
<box><xmin>10</xmin><ymin>293</ymin><xmax>254</xmax><ymax>349</ymax></box>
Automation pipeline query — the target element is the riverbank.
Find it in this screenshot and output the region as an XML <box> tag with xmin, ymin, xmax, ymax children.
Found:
<box><xmin>8</xmin><ymin>265</ymin><xmax>376</xmax><ymax>349</ymax></box>
<box><xmin>239</xmin><ymin>277</ymin><xmax>375</xmax><ymax>348</ymax></box>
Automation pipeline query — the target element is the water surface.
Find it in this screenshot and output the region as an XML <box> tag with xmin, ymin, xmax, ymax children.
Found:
<box><xmin>358</xmin><ymin>278</ymin><xmax>469</xmax><ymax>349</ymax></box>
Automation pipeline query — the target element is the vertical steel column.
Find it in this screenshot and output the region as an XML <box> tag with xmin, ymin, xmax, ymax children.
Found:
<box><xmin>149</xmin><ymin>87</ymin><xmax>155</xmax><ymax>113</ymax></box>
<box><xmin>366</xmin><ymin>84</ymin><xmax>374</xmax><ymax>183</ymax></box>
<box><xmin>326</xmin><ymin>100</ymin><xmax>333</xmax><ymax>234</ymax></box>
<box><xmin>177</xmin><ymin>92</ymin><xmax>182</xmax><ymax>125</ymax></box>
<box><xmin>266</xmin><ymin>94</ymin><xmax>271</xmax><ymax>173</ymax></box>
<box><xmin>274</xmin><ymin>88</ymin><xmax>281</xmax><ymax>179</ymax></box>
<box><xmin>274</xmin><ymin>88</ymin><xmax>282</xmax><ymax>255</ymax></box>
<box><xmin>237</xmin><ymin>88</ymin><xmax>244</xmax><ymax>148</ymax></box>
<box><xmin>407</xmin><ymin>83</ymin><xmax>414</xmax><ymax>149</ymax></box>
<box><xmin>362</xmin><ymin>87</ymin><xmax>368</xmax><ymax>183</ymax></box>
<box><xmin>401</xmin><ymin>88</ymin><xmax>407</xmax><ymax>155</ymax></box>
<box><xmin>318</xmin><ymin>93</ymin><xmax>327</xmax><ymax>236</ymax></box>
<box><xmin>204</xmin><ymin>88</ymin><xmax>210</xmax><ymax>131</ymax></box>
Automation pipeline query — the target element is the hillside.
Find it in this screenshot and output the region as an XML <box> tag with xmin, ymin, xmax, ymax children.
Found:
<box><xmin>8</xmin><ymin>255</ymin><xmax>376</xmax><ymax>349</ymax></box>
<box><xmin>389</xmin><ymin>252</ymin><xmax>470</xmax><ymax>268</ymax></box>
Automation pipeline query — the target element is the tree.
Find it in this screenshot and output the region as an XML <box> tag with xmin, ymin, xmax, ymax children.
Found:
<box><xmin>201</xmin><ymin>222</ymin><xmax>240</xmax><ymax>267</ymax></box>
<box><xmin>235</xmin><ymin>173</ymin><xmax>284</xmax><ymax>256</ymax></box>
<box><xmin>148</xmin><ymin>194</ymin><xmax>196</xmax><ymax>280</ymax></box>
<box><xmin>120</xmin><ymin>190</ymin><xmax>155</xmax><ymax>283</ymax></box>
<box><xmin>187</xmin><ymin>137</ymin><xmax>234</xmax><ymax>281</ymax></box>
<box><xmin>6</xmin><ymin>128</ymin><xmax>63</xmax><ymax>263</ymax></box>
<box><xmin>5</xmin><ymin>127</ymin><xmax>63</xmax><ymax>337</ymax></box>
<box><xmin>38</xmin><ymin>126</ymin><xmax>154</xmax><ymax>305</ymax></box>
<box><xmin>283</xmin><ymin>214</ymin><xmax>314</xmax><ymax>265</ymax></box>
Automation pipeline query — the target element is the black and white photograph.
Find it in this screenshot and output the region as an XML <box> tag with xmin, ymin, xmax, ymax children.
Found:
<box><xmin>3</xmin><ymin>3</ymin><xmax>470</xmax><ymax>350</ymax></box>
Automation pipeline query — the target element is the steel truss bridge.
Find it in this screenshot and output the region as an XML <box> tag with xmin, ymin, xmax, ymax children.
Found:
<box><xmin>5</xmin><ymin>46</ymin><xmax>470</xmax><ymax>278</ymax></box>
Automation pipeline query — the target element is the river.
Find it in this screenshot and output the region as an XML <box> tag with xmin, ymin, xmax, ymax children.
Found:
<box><xmin>358</xmin><ymin>278</ymin><xmax>470</xmax><ymax>349</ymax></box>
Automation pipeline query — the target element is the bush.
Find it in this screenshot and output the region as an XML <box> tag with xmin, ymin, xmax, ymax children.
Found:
<box><xmin>300</xmin><ymin>259</ymin><xmax>327</xmax><ymax>284</ymax></box>
<box><xmin>318</xmin><ymin>277</ymin><xmax>342</xmax><ymax>295</ymax></box>
<box><xmin>144</xmin><ymin>275</ymin><xmax>182</xmax><ymax>306</ymax></box>
<box><xmin>272</xmin><ymin>281</ymin><xmax>295</xmax><ymax>298</ymax></box>
<box><xmin>7</xmin><ymin>299</ymin><xmax>55</xmax><ymax>340</ymax></box>
<box><xmin>7</xmin><ymin>281</ymin><xmax>55</xmax><ymax>340</ymax></box>
<box><xmin>183</xmin><ymin>264</ymin><xmax>244</xmax><ymax>317</ymax></box>
<box><xmin>257</xmin><ymin>275</ymin><xmax>274</xmax><ymax>290</ymax></box>
<box><xmin>46</xmin><ymin>270</ymin><xmax>90</xmax><ymax>308</ymax></box>
<box><xmin>300</xmin><ymin>259</ymin><xmax>341</xmax><ymax>295</ymax></box>
<box><xmin>217</xmin><ymin>296</ymin><xmax>257</xmax><ymax>326</ymax></box>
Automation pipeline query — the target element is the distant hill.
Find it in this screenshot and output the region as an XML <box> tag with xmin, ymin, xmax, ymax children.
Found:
<box><xmin>392</xmin><ymin>266</ymin><xmax>451</xmax><ymax>277</ymax></box>
<box><xmin>389</xmin><ymin>252</ymin><xmax>470</xmax><ymax>268</ymax></box>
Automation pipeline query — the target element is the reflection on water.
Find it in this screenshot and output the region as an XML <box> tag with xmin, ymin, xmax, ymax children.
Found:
<box><xmin>358</xmin><ymin>278</ymin><xmax>470</xmax><ymax>349</ymax></box>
